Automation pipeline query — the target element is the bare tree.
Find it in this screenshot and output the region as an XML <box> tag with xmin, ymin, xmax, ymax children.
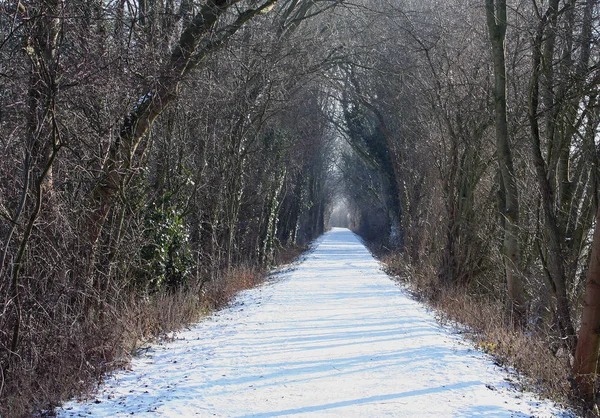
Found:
<box><xmin>485</xmin><ymin>0</ymin><xmax>525</xmax><ymax>325</ymax></box>
<box><xmin>574</xmin><ymin>205</ymin><xmax>600</xmax><ymax>402</ymax></box>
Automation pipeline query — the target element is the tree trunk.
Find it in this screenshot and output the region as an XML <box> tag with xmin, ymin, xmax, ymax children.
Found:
<box><xmin>529</xmin><ymin>6</ymin><xmax>577</xmax><ymax>353</ymax></box>
<box><xmin>573</xmin><ymin>205</ymin><xmax>600</xmax><ymax>403</ymax></box>
<box><xmin>485</xmin><ymin>0</ymin><xmax>525</xmax><ymax>326</ymax></box>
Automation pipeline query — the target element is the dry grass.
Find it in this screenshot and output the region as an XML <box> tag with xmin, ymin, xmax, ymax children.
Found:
<box><xmin>433</xmin><ymin>288</ymin><xmax>571</xmax><ymax>400</ymax></box>
<box><xmin>380</xmin><ymin>252</ymin><xmax>573</xmax><ymax>408</ymax></box>
<box><xmin>201</xmin><ymin>266</ymin><xmax>265</xmax><ymax>311</ymax></box>
<box><xmin>272</xmin><ymin>244</ymin><xmax>308</xmax><ymax>266</ymax></box>
<box><xmin>120</xmin><ymin>287</ymin><xmax>204</xmax><ymax>355</ymax></box>
<box><xmin>0</xmin><ymin>262</ymin><xmax>285</xmax><ymax>417</ymax></box>
<box><xmin>1</xmin><ymin>303</ymin><xmax>127</xmax><ymax>417</ymax></box>
<box><xmin>197</xmin><ymin>245</ymin><xmax>306</xmax><ymax>312</ymax></box>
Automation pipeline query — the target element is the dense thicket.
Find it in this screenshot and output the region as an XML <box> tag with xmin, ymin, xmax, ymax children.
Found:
<box><xmin>333</xmin><ymin>0</ymin><xmax>600</xmax><ymax>407</ymax></box>
<box><xmin>0</xmin><ymin>1</ymin><xmax>338</xmax><ymax>415</ymax></box>
<box><xmin>2</xmin><ymin>0</ymin><xmax>600</xmax><ymax>415</ymax></box>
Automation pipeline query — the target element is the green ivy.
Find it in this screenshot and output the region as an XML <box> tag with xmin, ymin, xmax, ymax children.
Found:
<box><xmin>139</xmin><ymin>199</ymin><xmax>193</xmax><ymax>292</ymax></box>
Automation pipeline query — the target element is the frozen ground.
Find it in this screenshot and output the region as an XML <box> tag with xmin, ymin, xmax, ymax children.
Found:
<box><xmin>57</xmin><ymin>228</ymin><xmax>571</xmax><ymax>417</ymax></box>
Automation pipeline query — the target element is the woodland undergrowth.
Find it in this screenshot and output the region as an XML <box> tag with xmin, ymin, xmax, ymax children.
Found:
<box><xmin>379</xmin><ymin>252</ymin><xmax>575</xmax><ymax>412</ymax></box>
<box><xmin>1</xmin><ymin>245</ymin><xmax>306</xmax><ymax>418</ymax></box>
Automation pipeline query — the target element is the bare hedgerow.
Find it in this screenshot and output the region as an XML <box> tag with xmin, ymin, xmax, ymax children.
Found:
<box><xmin>1</xmin><ymin>0</ymin><xmax>341</xmax><ymax>416</ymax></box>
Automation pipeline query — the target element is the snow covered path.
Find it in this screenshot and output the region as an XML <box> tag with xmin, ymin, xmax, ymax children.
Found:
<box><xmin>58</xmin><ymin>228</ymin><xmax>569</xmax><ymax>417</ymax></box>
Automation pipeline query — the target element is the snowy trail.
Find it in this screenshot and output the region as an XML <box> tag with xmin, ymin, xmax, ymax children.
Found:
<box><xmin>58</xmin><ymin>228</ymin><xmax>569</xmax><ymax>417</ymax></box>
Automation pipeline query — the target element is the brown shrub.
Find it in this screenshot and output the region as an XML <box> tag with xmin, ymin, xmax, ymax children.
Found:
<box><xmin>0</xmin><ymin>264</ymin><xmax>277</xmax><ymax>417</ymax></box>
<box><xmin>433</xmin><ymin>288</ymin><xmax>570</xmax><ymax>401</ymax></box>
<box><xmin>201</xmin><ymin>266</ymin><xmax>265</xmax><ymax>310</ymax></box>
<box><xmin>272</xmin><ymin>244</ymin><xmax>308</xmax><ymax>266</ymax></box>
